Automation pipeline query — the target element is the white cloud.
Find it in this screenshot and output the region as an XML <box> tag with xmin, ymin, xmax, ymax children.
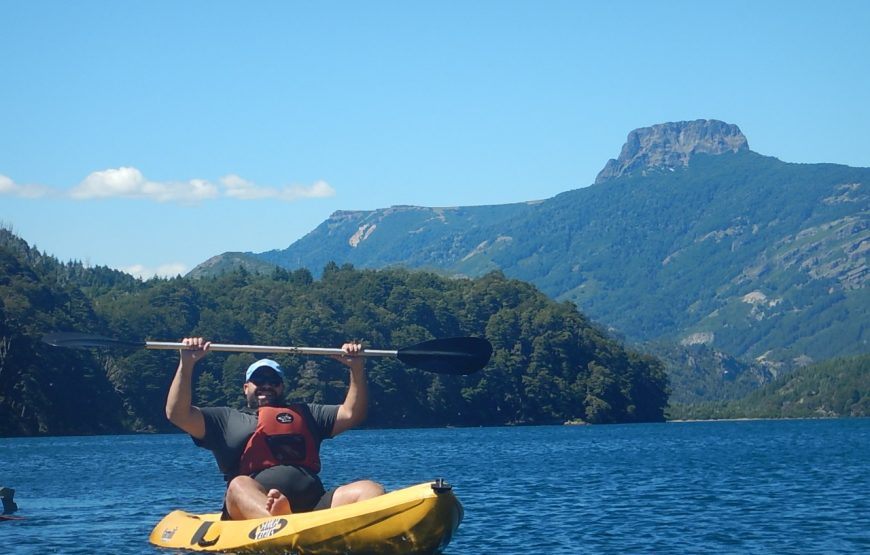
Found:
<box><xmin>71</xmin><ymin>167</ymin><xmax>219</xmax><ymax>202</ymax></box>
<box><xmin>220</xmin><ymin>174</ymin><xmax>336</xmax><ymax>200</ymax></box>
<box><xmin>0</xmin><ymin>174</ymin><xmax>56</xmax><ymax>198</ymax></box>
<box><xmin>120</xmin><ymin>262</ymin><xmax>188</xmax><ymax>280</ymax></box>
<box><xmin>1</xmin><ymin>168</ymin><xmax>335</xmax><ymax>204</ymax></box>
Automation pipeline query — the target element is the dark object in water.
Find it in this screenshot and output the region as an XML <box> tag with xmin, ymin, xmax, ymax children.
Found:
<box><xmin>0</xmin><ymin>486</ymin><xmax>18</xmax><ymax>514</ymax></box>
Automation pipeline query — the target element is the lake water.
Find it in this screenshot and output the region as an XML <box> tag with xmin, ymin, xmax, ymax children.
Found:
<box><xmin>1</xmin><ymin>419</ymin><xmax>868</xmax><ymax>554</ymax></box>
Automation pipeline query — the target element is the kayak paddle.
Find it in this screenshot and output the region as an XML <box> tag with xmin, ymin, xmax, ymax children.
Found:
<box><xmin>41</xmin><ymin>332</ymin><xmax>492</xmax><ymax>375</ymax></box>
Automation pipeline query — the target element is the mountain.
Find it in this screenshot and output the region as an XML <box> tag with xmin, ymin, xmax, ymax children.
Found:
<box><xmin>595</xmin><ymin>119</ymin><xmax>749</xmax><ymax>183</ymax></box>
<box><xmin>187</xmin><ymin>251</ymin><xmax>279</xmax><ymax>279</ymax></box>
<box><xmin>645</xmin><ymin>341</ymin><xmax>776</xmax><ymax>404</ymax></box>
<box><xmin>670</xmin><ymin>353</ymin><xmax>869</xmax><ymax>420</ymax></box>
<box><xmin>191</xmin><ymin>119</ymin><xmax>869</xmax><ymax>371</ymax></box>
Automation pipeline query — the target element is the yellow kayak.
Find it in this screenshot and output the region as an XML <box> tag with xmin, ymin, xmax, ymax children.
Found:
<box><xmin>149</xmin><ymin>480</ymin><xmax>463</xmax><ymax>554</ymax></box>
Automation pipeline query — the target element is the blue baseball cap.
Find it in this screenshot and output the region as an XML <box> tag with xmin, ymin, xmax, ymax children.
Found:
<box><xmin>245</xmin><ymin>359</ymin><xmax>285</xmax><ymax>382</ymax></box>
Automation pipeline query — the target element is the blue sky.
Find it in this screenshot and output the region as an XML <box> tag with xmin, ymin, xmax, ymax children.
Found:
<box><xmin>2</xmin><ymin>1</ymin><xmax>868</xmax><ymax>278</ymax></box>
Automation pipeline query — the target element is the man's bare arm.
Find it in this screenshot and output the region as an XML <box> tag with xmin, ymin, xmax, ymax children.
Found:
<box><xmin>333</xmin><ymin>342</ymin><xmax>368</xmax><ymax>437</ymax></box>
<box><xmin>165</xmin><ymin>337</ymin><xmax>209</xmax><ymax>439</ymax></box>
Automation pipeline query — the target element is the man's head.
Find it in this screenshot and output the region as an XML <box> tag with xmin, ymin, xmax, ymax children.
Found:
<box><xmin>244</xmin><ymin>359</ymin><xmax>285</xmax><ymax>408</ymax></box>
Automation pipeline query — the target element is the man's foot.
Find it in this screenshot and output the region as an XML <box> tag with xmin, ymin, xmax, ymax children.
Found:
<box><xmin>265</xmin><ymin>489</ymin><xmax>292</xmax><ymax>516</ymax></box>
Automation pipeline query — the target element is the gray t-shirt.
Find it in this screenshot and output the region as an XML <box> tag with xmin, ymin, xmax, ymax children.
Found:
<box><xmin>194</xmin><ymin>403</ymin><xmax>339</xmax><ymax>482</ymax></box>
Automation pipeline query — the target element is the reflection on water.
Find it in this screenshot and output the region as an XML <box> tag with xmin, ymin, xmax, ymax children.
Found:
<box><xmin>1</xmin><ymin>419</ymin><xmax>868</xmax><ymax>554</ymax></box>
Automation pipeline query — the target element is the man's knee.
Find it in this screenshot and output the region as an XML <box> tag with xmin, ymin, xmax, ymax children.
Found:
<box><xmin>332</xmin><ymin>480</ymin><xmax>385</xmax><ymax>507</ymax></box>
<box><xmin>356</xmin><ymin>479</ymin><xmax>385</xmax><ymax>498</ymax></box>
<box><xmin>225</xmin><ymin>475</ymin><xmax>259</xmax><ymax>501</ymax></box>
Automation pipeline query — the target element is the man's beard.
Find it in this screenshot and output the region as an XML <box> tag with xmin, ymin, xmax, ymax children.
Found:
<box><xmin>248</xmin><ymin>390</ymin><xmax>279</xmax><ymax>409</ymax></box>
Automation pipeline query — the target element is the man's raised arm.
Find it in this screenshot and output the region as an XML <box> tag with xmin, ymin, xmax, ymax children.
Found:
<box><xmin>165</xmin><ymin>337</ymin><xmax>209</xmax><ymax>440</ymax></box>
<box><xmin>332</xmin><ymin>341</ymin><xmax>368</xmax><ymax>437</ymax></box>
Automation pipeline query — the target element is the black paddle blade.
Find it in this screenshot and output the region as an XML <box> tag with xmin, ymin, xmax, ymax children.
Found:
<box><xmin>397</xmin><ymin>337</ymin><xmax>493</xmax><ymax>375</ymax></box>
<box><xmin>41</xmin><ymin>332</ymin><xmax>145</xmax><ymax>350</ymax></box>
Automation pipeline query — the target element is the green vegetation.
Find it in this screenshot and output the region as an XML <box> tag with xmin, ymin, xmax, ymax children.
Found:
<box><xmin>644</xmin><ymin>341</ymin><xmax>775</xmax><ymax>404</ymax></box>
<box><xmin>668</xmin><ymin>354</ymin><xmax>869</xmax><ymax>420</ymax></box>
<box><xmin>1</xmin><ymin>230</ymin><xmax>668</xmax><ymax>436</ymax></box>
<box><xmin>250</xmin><ymin>152</ymin><xmax>869</xmax><ymax>367</ymax></box>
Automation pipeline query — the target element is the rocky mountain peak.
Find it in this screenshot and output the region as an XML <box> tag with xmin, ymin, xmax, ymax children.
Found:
<box><xmin>594</xmin><ymin>119</ymin><xmax>749</xmax><ymax>184</ymax></box>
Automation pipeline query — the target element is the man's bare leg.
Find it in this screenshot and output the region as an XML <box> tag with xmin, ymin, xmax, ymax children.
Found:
<box><xmin>330</xmin><ymin>480</ymin><xmax>385</xmax><ymax>508</ymax></box>
<box><xmin>225</xmin><ymin>475</ymin><xmax>292</xmax><ymax>519</ymax></box>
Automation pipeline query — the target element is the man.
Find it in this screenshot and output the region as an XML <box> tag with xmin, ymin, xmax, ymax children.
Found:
<box><xmin>166</xmin><ymin>336</ymin><xmax>384</xmax><ymax>519</ymax></box>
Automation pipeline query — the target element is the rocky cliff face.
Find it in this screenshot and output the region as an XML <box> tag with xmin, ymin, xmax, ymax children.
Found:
<box><xmin>595</xmin><ymin>119</ymin><xmax>749</xmax><ymax>183</ymax></box>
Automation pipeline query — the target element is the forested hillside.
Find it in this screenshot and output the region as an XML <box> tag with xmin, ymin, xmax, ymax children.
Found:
<box><xmin>669</xmin><ymin>354</ymin><xmax>869</xmax><ymax>420</ymax></box>
<box><xmin>1</xmin><ymin>229</ymin><xmax>668</xmax><ymax>436</ymax></box>
<box><xmin>219</xmin><ymin>122</ymin><xmax>868</xmax><ymax>373</ymax></box>
<box><xmin>644</xmin><ymin>341</ymin><xmax>776</xmax><ymax>404</ymax></box>
<box><xmin>0</xmin><ymin>230</ymin><xmax>133</xmax><ymax>435</ymax></box>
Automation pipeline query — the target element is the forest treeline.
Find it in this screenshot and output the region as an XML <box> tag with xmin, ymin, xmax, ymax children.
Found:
<box><xmin>0</xmin><ymin>230</ymin><xmax>669</xmax><ymax>436</ymax></box>
<box><xmin>668</xmin><ymin>354</ymin><xmax>869</xmax><ymax>420</ymax></box>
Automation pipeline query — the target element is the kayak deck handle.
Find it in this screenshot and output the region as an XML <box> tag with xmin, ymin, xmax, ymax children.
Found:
<box><xmin>432</xmin><ymin>478</ymin><xmax>453</xmax><ymax>493</ymax></box>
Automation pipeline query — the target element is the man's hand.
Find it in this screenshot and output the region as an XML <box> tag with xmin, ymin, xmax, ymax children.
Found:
<box><xmin>180</xmin><ymin>337</ymin><xmax>211</xmax><ymax>367</ymax></box>
<box><xmin>334</xmin><ymin>341</ymin><xmax>366</xmax><ymax>372</ymax></box>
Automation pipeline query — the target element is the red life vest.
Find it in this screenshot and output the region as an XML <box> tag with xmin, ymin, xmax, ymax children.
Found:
<box><xmin>238</xmin><ymin>405</ymin><xmax>321</xmax><ymax>475</ymax></box>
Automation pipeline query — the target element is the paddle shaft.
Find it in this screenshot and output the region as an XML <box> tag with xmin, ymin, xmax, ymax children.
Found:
<box><xmin>41</xmin><ymin>332</ymin><xmax>492</xmax><ymax>374</ymax></box>
<box><xmin>146</xmin><ymin>341</ymin><xmax>397</xmax><ymax>357</ymax></box>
